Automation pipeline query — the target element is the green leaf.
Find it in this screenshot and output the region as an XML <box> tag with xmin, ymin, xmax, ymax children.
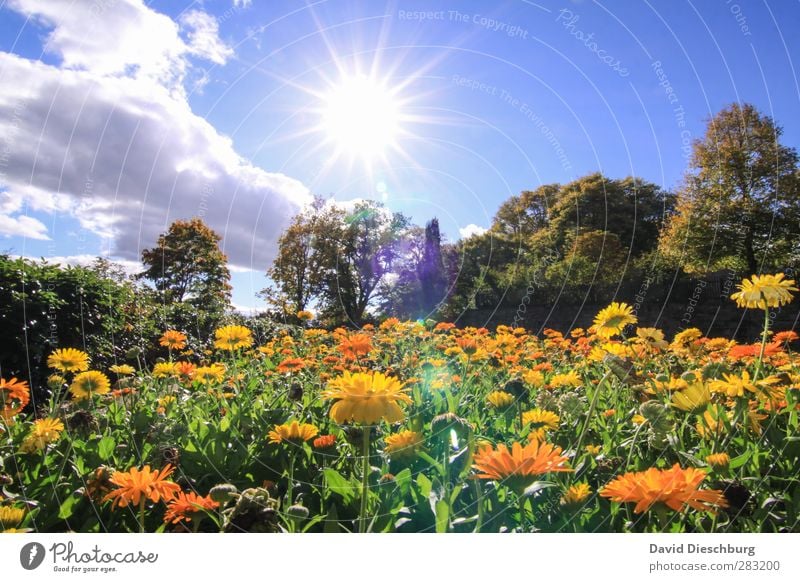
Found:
<box><xmin>323</xmin><ymin>468</ymin><xmax>356</xmax><ymax>503</ymax></box>
<box><xmin>434</xmin><ymin>499</ymin><xmax>449</xmax><ymax>533</ymax></box>
<box><xmin>58</xmin><ymin>495</ymin><xmax>80</xmax><ymax>520</ymax></box>
<box><xmin>97</xmin><ymin>436</ymin><xmax>116</xmax><ymax>461</ymax></box>
<box><xmin>416</xmin><ymin>473</ymin><xmax>432</xmax><ymax>499</ymax></box>
<box><xmin>729</xmin><ymin>450</ymin><xmax>751</xmax><ymax>470</ymax></box>
<box><xmin>394</xmin><ymin>468</ymin><xmax>412</xmax><ymax>497</ymax></box>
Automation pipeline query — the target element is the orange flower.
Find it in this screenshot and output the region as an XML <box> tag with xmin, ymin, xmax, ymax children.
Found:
<box><xmin>455</xmin><ymin>336</ymin><xmax>478</xmax><ymax>355</ymax></box>
<box><xmin>163</xmin><ymin>491</ymin><xmax>219</xmax><ymax>524</ymax></box>
<box><xmin>339</xmin><ymin>333</ymin><xmax>373</xmax><ymax>359</ymax></box>
<box><xmin>268</xmin><ymin>420</ymin><xmax>318</xmax><ymax>444</ymax></box>
<box><xmin>173</xmin><ymin>361</ymin><xmax>196</xmax><ymax>381</ymax></box>
<box><xmin>277</xmin><ymin>357</ymin><xmax>306</xmax><ymax>373</ymax></box>
<box><xmin>600</xmin><ymin>464</ymin><xmax>728</xmax><ymax>514</ymax></box>
<box><xmin>159</xmin><ymin>330</ymin><xmax>187</xmax><ymax>350</ymax></box>
<box><xmin>103</xmin><ymin>465</ymin><xmax>181</xmax><ymax>508</ymax></box>
<box><xmin>313</xmin><ymin>434</ymin><xmax>337</xmax><ymax>449</ymax></box>
<box><xmin>0</xmin><ymin>377</ymin><xmax>30</xmax><ymax>421</ymax></box>
<box><xmin>773</xmin><ymin>330</ymin><xmax>798</xmax><ymax>344</ymax></box>
<box><xmin>728</xmin><ymin>341</ymin><xmax>782</xmax><ymax>359</ymax></box>
<box><xmin>472</xmin><ymin>440</ymin><xmax>572</xmax><ymax>494</ymax></box>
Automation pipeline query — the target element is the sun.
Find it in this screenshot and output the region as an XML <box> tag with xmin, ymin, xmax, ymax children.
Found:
<box><xmin>321</xmin><ymin>75</ymin><xmax>400</xmax><ymax>161</ymax></box>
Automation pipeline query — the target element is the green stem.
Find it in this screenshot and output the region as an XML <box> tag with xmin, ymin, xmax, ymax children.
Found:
<box><xmin>518</xmin><ymin>495</ymin><xmax>527</xmax><ymax>532</ymax></box>
<box><xmin>625</xmin><ymin>420</ymin><xmax>646</xmax><ymax>471</ymax></box>
<box><xmin>139</xmin><ymin>498</ymin><xmax>145</xmax><ymax>533</ymax></box>
<box><xmin>359</xmin><ymin>428</ymin><xmax>371</xmax><ymax>533</ymax></box>
<box><xmin>573</xmin><ymin>370</ymin><xmax>611</xmax><ymax>473</ymax></box>
<box><xmin>753</xmin><ymin>303</ymin><xmax>770</xmax><ymax>383</ymax></box>
<box><xmin>473</xmin><ymin>480</ymin><xmax>483</xmax><ymax>533</ymax></box>
<box><xmin>286</xmin><ymin>453</ymin><xmax>295</xmax><ymax>507</ymax></box>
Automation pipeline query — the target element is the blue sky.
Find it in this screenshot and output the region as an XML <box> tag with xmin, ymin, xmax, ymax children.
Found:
<box><xmin>1</xmin><ymin>0</ymin><xmax>798</xmax><ymax>310</ymax></box>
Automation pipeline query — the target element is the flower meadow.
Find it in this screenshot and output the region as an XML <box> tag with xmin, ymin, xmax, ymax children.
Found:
<box><xmin>1</xmin><ymin>275</ymin><xmax>799</xmax><ymax>533</ymax></box>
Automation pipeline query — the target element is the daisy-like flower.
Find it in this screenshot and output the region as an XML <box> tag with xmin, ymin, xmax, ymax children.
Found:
<box><xmin>0</xmin><ymin>377</ymin><xmax>30</xmax><ymax>421</ymax></box>
<box><xmin>194</xmin><ymin>364</ymin><xmax>225</xmax><ymax>385</ymax></box>
<box><xmin>705</xmin><ymin>453</ymin><xmax>730</xmax><ymax>469</ymax></box>
<box><xmin>708</xmin><ymin>371</ymin><xmax>759</xmax><ymax>398</ymax></box>
<box><xmin>20</xmin><ymin>418</ymin><xmax>64</xmax><ymax>453</ymax></box>
<box><xmin>339</xmin><ymin>333</ymin><xmax>373</xmax><ymax>359</ymax></box>
<box><xmin>455</xmin><ymin>336</ymin><xmax>479</xmax><ymax>355</ymax></box>
<box><xmin>0</xmin><ymin>506</ymin><xmax>25</xmax><ymax>529</ymax></box>
<box><xmin>109</xmin><ymin>364</ymin><xmax>135</xmax><ymax>376</ymax></box>
<box><xmin>159</xmin><ymin>330</ymin><xmax>187</xmax><ymax>350</ymax></box>
<box><xmin>636</xmin><ymin>327</ymin><xmax>668</xmax><ymax>350</ymax></box>
<box><xmin>549</xmin><ymin>371</ymin><xmax>582</xmax><ymax>389</ymax></box>
<box><xmin>383</xmin><ymin>430</ymin><xmax>424</xmax><ymax>461</ymax></box>
<box><xmin>672</xmin><ymin>328</ymin><xmax>703</xmax><ymax>347</ymax></box>
<box><xmin>600</xmin><ymin>463</ymin><xmax>728</xmax><ymax>514</ymax></box>
<box><xmin>312</xmin><ymin>434</ymin><xmax>337</xmax><ymax>449</ymax></box>
<box><xmin>103</xmin><ymin>465</ymin><xmax>181</xmax><ymax>509</ymax></box>
<box><xmin>521</xmin><ymin>408</ymin><xmax>560</xmax><ymax>441</ymax></box>
<box><xmin>522</xmin><ymin>369</ymin><xmax>545</xmax><ymax>388</ymax></box>
<box><xmin>163</xmin><ymin>491</ymin><xmax>219</xmax><ymax>525</ymax></box>
<box><xmin>268</xmin><ymin>420</ymin><xmax>319</xmax><ymax>444</ymax></box>
<box><xmin>472</xmin><ymin>440</ymin><xmax>572</xmax><ymax>494</ymax></box>
<box><xmin>730</xmin><ymin>273</ymin><xmax>797</xmax><ymax>309</ymax></box>
<box><xmin>173</xmin><ymin>361</ymin><xmax>196</xmax><ymax>381</ymax></box>
<box><xmin>152</xmin><ymin>362</ymin><xmax>177</xmax><ymax>378</ymax></box>
<box><xmin>561</xmin><ymin>482</ymin><xmax>592</xmax><ymax>507</ymax></box>
<box><xmin>213</xmin><ymin>325</ymin><xmax>253</xmax><ymax>351</ymax></box>
<box><xmin>277</xmin><ymin>357</ymin><xmax>306</xmax><ymax>374</ymax></box>
<box><xmin>486</xmin><ymin>390</ymin><xmax>516</xmax><ymax>409</ymax></box>
<box><xmin>671</xmin><ymin>380</ymin><xmax>711</xmax><ymax>413</ymax></box>
<box><xmin>47</xmin><ymin>348</ymin><xmax>89</xmax><ymax>373</ymax></box>
<box><xmin>69</xmin><ymin>371</ymin><xmax>111</xmax><ymax>400</ymax></box>
<box><xmin>592</xmin><ymin>302</ymin><xmax>637</xmax><ymax>339</ymax></box>
<box><xmin>296</xmin><ymin>310</ymin><xmax>314</xmax><ymax>321</ymax></box>
<box><xmin>323</xmin><ymin>371</ymin><xmax>412</xmax><ymax>425</ymax></box>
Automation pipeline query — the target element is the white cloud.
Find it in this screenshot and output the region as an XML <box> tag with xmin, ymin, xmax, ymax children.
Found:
<box><xmin>0</xmin><ymin>213</ymin><xmax>50</xmax><ymax>240</ymax></box>
<box><xmin>0</xmin><ymin>2</ymin><xmax>310</xmax><ymax>272</ymax></box>
<box><xmin>459</xmin><ymin>223</ymin><xmax>487</xmax><ymax>239</ymax></box>
<box><xmin>16</xmin><ymin>254</ymin><xmax>143</xmax><ymax>276</ymax></box>
<box><xmin>233</xmin><ymin>0</ymin><xmax>253</xmax><ymax>8</ymax></box>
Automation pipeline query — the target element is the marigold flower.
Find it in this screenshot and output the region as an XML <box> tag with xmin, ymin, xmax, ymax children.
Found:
<box><xmin>173</xmin><ymin>361</ymin><xmax>196</xmax><ymax>381</ymax></box>
<box><xmin>486</xmin><ymin>390</ymin><xmax>515</xmax><ymax>409</ymax></box>
<box><xmin>671</xmin><ymin>380</ymin><xmax>711</xmax><ymax>412</ymax></box>
<box><xmin>296</xmin><ymin>310</ymin><xmax>314</xmax><ymax>321</ymax></box>
<box><xmin>521</xmin><ymin>408</ymin><xmax>560</xmax><ymax>441</ymax></box>
<box><xmin>103</xmin><ymin>465</ymin><xmax>181</xmax><ymax>508</ymax></box>
<box><xmin>313</xmin><ymin>434</ymin><xmax>337</xmax><ymax>449</ymax></box>
<box><xmin>163</xmin><ymin>491</ymin><xmax>219</xmax><ymax>525</ymax></box>
<box><xmin>213</xmin><ymin>325</ymin><xmax>253</xmax><ymax>351</ymax></box>
<box><xmin>0</xmin><ymin>377</ymin><xmax>30</xmax><ymax>420</ymax></box>
<box><xmin>323</xmin><ymin>371</ymin><xmax>412</xmax><ymax>425</ymax></box>
<box><xmin>159</xmin><ymin>330</ymin><xmax>187</xmax><ymax>350</ymax></box>
<box><xmin>708</xmin><ymin>371</ymin><xmax>759</xmax><ymax>398</ymax></box>
<box><xmin>69</xmin><ymin>371</ymin><xmax>111</xmax><ymax>400</ymax></box>
<box><xmin>20</xmin><ymin>418</ymin><xmax>64</xmax><ymax>453</ymax></box>
<box><xmin>194</xmin><ymin>364</ymin><xmax>225</xmax><ymax>385</ymax></box>
<box><xmin>383</xmin><ymin>430</ymin><xmax>425</xmax><ymax>461</ymax></box>
<box><xmin>109</xmin><ymin>364</ymin><xmax>135</xmax><ymax>376</ymax></box>
<box><xmin>593</xmin><ymin>302</ymin><xmax>637</xmax><ymax>339</ymax></box>
<box><xmin>585</xmin><ymin>444</ymin><xmax>602</xmax><ymax>455</ymax></box>
<box><xmin>0</xmin><ymin>506</ymin><xmax>25</xmax><ymax>528</ymax></box>
<box><xmin>773</xmin><ymin>330</ymin><xmax>798</xmax><ymax>344</ymax></box>
<box><xmin>600</xmin><ymin>463</ymin><xmax>728</xmax><ymax>514</ymax></box>
<box><xmin>672</xmin><ymin>328</ymin><xmax>702</xmax><ymax>347</ymax></box>
<box><xmin>730</xmin><ymin>273</ymin><xmax>797</xmax><ymax>309</ymax></box>
<box><xmin>455</xmin><ymin>336</ymin><xmax>479</xmax><ymax>355</ymax></box>
<box><xmin>152</xmin><ymin>362</ymin><xmax>177</xmax><ymax>378</ymax></box>
<box><xmin>561</xmin><ymin>482</ymin><xmax>592</xmax><ymax>506</ymax></box>
<box><xmin>472</xmin><ymin>440</ymin><xmax>572</xmax><ymax>494</ymax></box>
<box><xmin>636</xmin><ymin>327</ymin><xmax>668</xmax><ymax>349</ymax></box>
<box><xmin>549</xmin><ymin>371</ymin><xmax>582</xmax><ymax>388</ymax></box>
<box><xmin>277</xmin><ymin>357</ymin><xmax>306</xmax><ymax>374</ymax></box>
<box><xmin>705</xmin><ymin>453</ymin><xmax>730</xmax><ymax>469</ymax></box>
<box><xmin>522</xmin><ymin>369</ymin><xmax>545</xmax><ymax>388</ymax></box>
<box><xmin>268</xmin><ymin>420</ymin><xmax>319</xmax><ymax>444</ymax></box>
<box><xmin>47</xmin><ymin>348</ymin><xmax>89</xmax><ymax>373</ymax></box>
<box><xmin>339</xmin><ymin>333</ymin><xmax>373</xmax><ymax>359</ymax></box>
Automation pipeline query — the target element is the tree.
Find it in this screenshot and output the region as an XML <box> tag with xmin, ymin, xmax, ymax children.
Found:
<box><xmin>140</xmin><ymin>218</ymin><xmax>231</xmax><ymax>333</ymax></box>
<box><xmin>418</xmin><ymin>218</ymin><xmax>447</xmax><ymax>316</ymax></box>
<box><xmin>659</xmin><ymin>103</ymin><xmax>800</xmax><ymax>274</ymax></box>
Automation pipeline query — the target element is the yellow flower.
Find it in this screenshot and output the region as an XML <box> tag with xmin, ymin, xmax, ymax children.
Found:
<box><xmin>152</xmin><ymin>362</ymin><xmax>177</xmax><ymax>378</ymax></box>
<box><xmin>20</xmin><ymin>418</ymin><xmax>64</xmax><ymax>453</ymax></box>
<box><xmin>109</xmin><ymin>364</ymin><xmax>135</xmax><ymax>376</ymax></box>
<box><xmin>486</xmin><ymin>390</ymin><xmax>516</xmax><ymax>409</ymax></box>
<box><xmin>194</xmin><ymin>364</ymin><xmax>225</xmax><ymax>385</ymax></box>
<box><xmin>47</xmin><ymin>348</ymin><xmax>90</xmax><ymax>373</ymax></box>
<box><xmin>296</xmin><ymin>310</ymin><xmax>314</xmax><ymax>321</ymax></box>
<box><xmin>730</xmin><ymin>273</ymin><xmax>797</xmax><ymax>309</ymax></box>
<box><xmin>585</xmin><ymin>444</ymin><xmax>602</xmax><ymax>455</ymax></box>
<box><xmin>549</xmin><ymin>371</ymin><xmax>582</xmax><ymax>388</ymax></box>
<box><xmin>671</xmin><ymin>380</ymin><xmax>711</xmax><ymax>412</ymax></box>
<box><xmin>592</xmin><ymin>302</ymin><xmax>637</xmax><ymax>339</ymax></box>
<box><xmin>561</xmin><ymin>482</ymin><xmax>592</xmax><ymax>506</ymax></box>
<box><xmin>600</xmin><ymin>464</ymin><xmax>727</xmax><ymax>514</ymax></box>
<box><xmin>0</xmin><ymin>506</ymin><xmax>25</xmax><ymax>528</ymax></box>
<box><xmin>268</xmin><ymin>420</ymin><xmax>319</xmax><ymax>444</ymax></box>
<box><xmin>213</xmin><ymin>325</ymin><xmax>253</xmax><ymax>351</ymax></box>
<box><xmin>709</xmin><ymin>371</ymin><xmax>757</xmax><ymax>398</ymax></box>
<box><xmin>696</xmin><ymin>405</ymin><xmax>730</xmax><ymax>439</ymax></box>
<box><xmin>384</xmin><ymin>430</ymin><xmax>425</xmax><ymax>461</ymax></box>
<box><xmin>69</xmin><ymin>371</ymin><xmax>111</xmax><ymax>400</ymax></box>
<box><xmin>636</xmin><ymin>327</ymin><xmax>668</xmax><ymax>349</ymax></box>
<box><xmin>323</xmin><ymin>371</ymin><xmax>412</xmax><ymax>425</ymax></box>
<box><xmin>672</xmin><ymin>328</ymin><xmax>702</xmax><ymax>347</ymax></box>
<box><xmin>705</xmin><ymin>453</ymin><xmax>730</xmax><ymax>469</ymax></box>
<box><xmin>521</xmin><ymin>408</ymin><xmax>560</xmax><ymax>441</ymax></box>
<box><xmin>522</xmin><ymin>369</ymin><xmax>545</xmax><ymax>388</ymax></box>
